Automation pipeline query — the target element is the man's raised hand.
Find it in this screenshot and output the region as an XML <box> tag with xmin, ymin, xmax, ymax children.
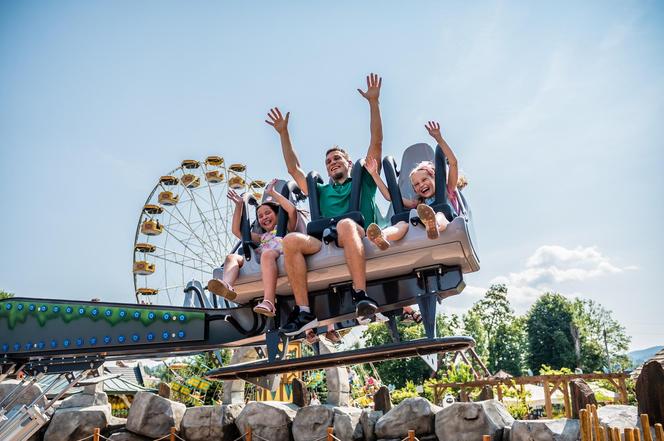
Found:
<box><xmin>425</xmin><ymin>121</ymin><xmax>442</xmax><ymax>139</ymax></box>
<box><xmin>357</xmin><ymin>73</ymin><xmax>382</xmax><ymax>102</ymax></box>
<box><xmin>265</xmin><ymin>107</ymin><xmax>290</xmax><ymax>134</ymax></box>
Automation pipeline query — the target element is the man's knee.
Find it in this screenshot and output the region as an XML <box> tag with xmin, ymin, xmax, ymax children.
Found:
<box><xmin>282</xmin><ymin>233</ymin><xmax>306</xmax><ymax>254</ymax></box>
<box><xmin>337</xmin><ymin>218</ymin><xmax>359</xmax><ymax>235</ymax></box>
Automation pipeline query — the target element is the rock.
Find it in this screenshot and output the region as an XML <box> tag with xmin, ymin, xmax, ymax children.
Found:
<box><xmin>596</xmin><ymin>405</ymin><xmax>639</xmax><ymax>430</ymax></box>
<box><xmin>235</xmin><ymin>401</ymin><xmax>297</xmax><ymax>441</ymax></box>
<box><xmin>636</xmin><ymin>359</ymin><xmax>664</xmax><ymax>424</ymax></box>
<box><xmin>58</xmin><ymin>389</ymin><xmax>108</xmax><ymax>409</ymax></box>
<box><xmin>569</xmin><ymin>380</ymin><xmax>597</xmax><ymax>419</ymax></box>
<box><xmin>43</xmin><ymin>405</ymin><xmax>112</xmax><ymax>441</ymax></box>
<box><xmin>376</xmin><ymin>397</ymin><xmax>441</xmax><ymax>438</ymax></box>
<box><xmin>125</xmin><ymin>391</ymin><xmax>186</xmax><ymax>438</ymax></box>
<box><xmin>222</xmin><ymin>347</ymin><xmax>260</xmax><ymax>404</ymax></box>
<box><xmin>158</xmin><ymin>382</ymin><xmax>171</xmax><ymax>398</ymax></box>
<box><xmin>293</xmin><ymin>378</ymin><xmax>311</xmax><ymax>407</ymax></box>
<box><xmin>107</xmin><ymin>431</ymin><xmax>151</xmax><ymax>441</ymax></box>
<box><xmin>319</xmin><ymin>340</ymin><xmax>351</xmax><ymax>406</ymax></box>
<box><xmin>180</xmin><ymin>404</ymin><xmax>244</xmax><ymax>441</ymax></box>
<box><xmin>477</xmin><ymin>386</ymin><xmax>494</xmax><ymax>401</ymax></box>
<box><xmin>435</xmin><ymin>400</ymin><xmax>514</xmax><ymax>441</ymax></box>
<box><xmin>511</xmin><ymin>419</ymin><xmax>580</xmax><ymax>441</ymax></box>
<box><xmin>333</xmin><ymin>406</ymin><xmax>364</xmax><ymax>441</ymax></box>
<box><xmin>360</xmin><ymin>410</ymin><xmax>383</xmax><ymax>441</ymax></box>
<box><xmin>292</xmin><ymin>405</ymin><xmax>335</xmax><ymax>441</ymax></box>
<box><xmin>374</xmin><ymin>386</ymin><xmax>392</xmax><ymax>413</ymax></box>
<box><xmin>0</xmin><ymin>379</ymin><xmax>47</xmax><ymax>409</ymax></box>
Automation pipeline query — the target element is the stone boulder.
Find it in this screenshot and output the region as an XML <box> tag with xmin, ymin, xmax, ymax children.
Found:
<box><xmin>235</xmin><ymin>401</ymin><xmax>297</xmax><ymax>441</ymax></box>
<box><xmin>376</xmin><ymin>397</ymin><xmax>441</xmax><ymax>438</ymax></box>
<box><xmin>125</xmin><ymin>391</ymin><xmax>186</xmax><ymax>439</ymax></box>
<box><xmin>292</xmin><ymin>377</ymin><xmax>311</xmax><ymax>407</ymax></box>
<box><xmin>569</xmin><ymin>380</ymin><xmax>597</xmax><ymax>419</ymax></box>
<box><xmin>58</xmin><ymin>383</ymin><xmax>108</xmax><ymax>409</ymax></box>
<box><xmin>636</xmin><ymin>359</ymin><xmax>664</xmax><ymax>424</ymax></box>
<box><xmin>0</xmin><ymin>379</ymin><xmax>47</xmax><ymax>409</ymax></box>
<box><xmin>596</xmin><ymin>405</ymin><xmax>639</xmax><ymax>430</ymax></box>
<box><xmin>511</xmin><ymin>419</ymin><xmax>581</xmax><ymax>441</ymax></box>
<box><xmin>292</xmin><ymin>405</ymin><xmax>335</xmax><ymax>441</ymax></box>
<box><xmin>360</xmin><ymin>410</ymin><xmax>383</xmax><ymax>441</ymax></box>
<box><xmin>435</xmin><ymin>400</ymin><xmax>514</xmax><ymax>441</ymax></box>
<box><xmin>373</xmin><ymin>386</ymin><xmax>392</xmax><ymax>413</ymax></box>
<box><xmin>107</xmin><ymin>431</ymin><xmax>151</xmax><ymax>441</ymax></box>
<box><xmin>180</xmin><ymin>404</ymin><xmax>244</xmax><ymax>441</ymax></box>
<box><xmin>333</xmin><ymin>406</ymin><xmax>363</xmax><ymax>441</ymax></box>
<box><xmin>43</xmin><ymin>405</ymin><xmax>112</xmax><ymax>441</ymax></box>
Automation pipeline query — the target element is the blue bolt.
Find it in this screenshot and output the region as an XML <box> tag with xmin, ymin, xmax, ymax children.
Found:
<box><xmin>91</xmin><ymin>308</ymin><xmax>99</xmax><ymax>316</ymax></box>
<box><xmin>148</xmin><ymin>312</ymin><xmax>155</xmax><ymax>320</ymax></box>
<box><xmin>147</xmin><ymin>332</ymin><xmax>155</xmax><ymax>341</ymax></box>
<box><xmin>50</xmin><ymin>340</ymin><xmax>57</xmax><ymax>348</ymax></box>
<box><xmin>89</xmin><ymin>337</ymin><xmax>97</xmax><ymax>345</ymax></box>
<box><xmin>29</xmin><ymin>304</ymin><xmax>35</xmax><ymax>311</ymax></box>
<box><xmin>39</xmin><ymin>305</ymin><xmax>47</xmax><ymax>312</ymax></box>
<box><xmin>105</xmin><ymin>309</ymin><xmax>112</xmax><ymax>317</ymax></box>
<box><xmin>2</xmin><ymin>344</ymin><xmax>8</xmax><ymax>352</ymax></box>
<box><xmin>13</xmin><ymin>343</ymin><xmax>21</xmax><ymax>351</ymax></box>
<box><xmin>131</xmin><ymin>334</ymin><xmax>140</xmax><ymax>342</ymax></box>
<box><xmin>24</xmin><ymin>342</ymin><xmax>32</xmax><ymax>351</ymax></box>
<box><xmin>177</xmin><ymin>330</ymin><xmax>185</xmax><ymax>339</ymax></box>
<box><xmin>163</xmin><ymin>313</ymin><xmax>171</xmax><ymax>321</ymax></box>
<box><xmin>119</xmin><ymin>310</ymin><xmax>127</xmax><ymax>318</ymax></box>
<box><xmin>104</xmin><ymin>336</ymin><xmax>112</xmax><ymax>344</ymax></box>
<box><xmin>133</xmin><ymin>311</ymin><xmax>141</xmax><ymax>319</ymax></box>
<box><xmin>65</xmin><ymin>306</ymin><xmax>73</xmax><ymax>314</ymax></box>
<box><xmin>17</xmin><ymin>304</ymin><xmax>24</xmax><ymax>311</ymax></box>
<box><xmin>53</xmin><ymin>306</ymin><xmax>60</xmax><ymax>313</ymax></box>
<box><xmin>76</xmin><ymin>338</ymin><xmax>83</xmax><ymax>347</ymax></box>
<box><xmin>118</xmin><ymin>335</ymin><xmax>126</xmax><ymax>343</ymax></box>
<box><xmin>178</xmin><ymin>314</ymin><xmax>186</xmax><ymax>322</ymax></box>
<box><xmin>162</xmin><ymin>331</ymin><xmax>169</xmax><ymax>340</ymax></box>
<box><xmin>5</xmin><ymin>303</ymin><xmax>11</xmax><ymax>310</ymax></box>
<box><xmin>38</xmin><ymin>341</ymin><xmax>45</xmax><ymax>349</ymax></box>
<box><xmin>63</xmin><ymin>339</ymin><xmax>70</xmax><ymax>347</ymax></box>
<box><xmin>78</xmin><ymin>307</ymin><xmax>85</xmax><ymax>315</ymax></box>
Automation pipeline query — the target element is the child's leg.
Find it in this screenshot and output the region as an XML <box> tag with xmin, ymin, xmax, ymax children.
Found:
<box><xmin>254</xmin><ymin>249</ymin><xmax>280</xmax><ymax>317</ymax></box>
<box><xmin>208</xmin><ymin>254</ymin><xmax>244</xmax><ymax>300</ymax></box>
<box><xmin>417</xmin><ymin>204</ymin><xmax>439</xmax><ymax>240</ymax></box>
<box><xmin>366</xmin><ymin>221</ymin><xmax>409</xmax><ymax>250</ymax></box>
<box><xmin>384</xmin><ymin>221</ymin><xmax>409</xmax><ymax>241</ymax></box>
<box><xmin>435</xmin><ymin>212</ymin><xmax>450</xmax><ymax>232</ymax></box>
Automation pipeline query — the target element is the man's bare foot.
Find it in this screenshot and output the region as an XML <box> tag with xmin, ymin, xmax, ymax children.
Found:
<box><xmin>207</xmin><ymin>279</ymin><xmax>238</xmax><ymax>301</ymax></box>
<box><xmin>367</xmin><ymin>223</ymin><xmax>390</xmax><ymax>250</ymax></box>
<box><xmin>417</xmin><ymin>204</ymin><xmax>439</xmax><ymax>240</ymax></box>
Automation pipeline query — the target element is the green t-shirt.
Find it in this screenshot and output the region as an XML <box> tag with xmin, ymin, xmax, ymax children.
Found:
<box><xmin>316</xmin><ymin>168</ymin><xmax>378</xmax><ymax>228</ymax></box>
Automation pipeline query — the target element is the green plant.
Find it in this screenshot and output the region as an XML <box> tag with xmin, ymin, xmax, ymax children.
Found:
<box><xmin>391</xmin><ymin>380</ymin><xmax>420</xmax><ymax>404</ymax></box>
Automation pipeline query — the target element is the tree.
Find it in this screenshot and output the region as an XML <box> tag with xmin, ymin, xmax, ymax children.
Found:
<box><xmin>0</xmin><ymin>290</ymin><xmax>14</xmax><ymax>300</ymax></box>
<box><xmin>526</xmin><ymin>293</ymin><xmax>577</xmax><ymax>372</ymax></box>
<box><xmin>488</xmin><ymin>317</ymin><xmax>528</xmax><ymax>376</ymax></box>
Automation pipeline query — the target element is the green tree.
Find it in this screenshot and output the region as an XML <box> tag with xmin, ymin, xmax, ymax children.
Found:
<box><xmin>488</xmin><ymin>317</ymin><xmax>528</xmax><ymax>376</ymax></box>
<box><xmin>0</xmin><ymin>290</ymin><xmax>14</xmax><ymax>300</ymax></box>
<box><xmin>526</xmin><ymin>293</ymin><xmax>577</xmax><ymax>372</ymax></box>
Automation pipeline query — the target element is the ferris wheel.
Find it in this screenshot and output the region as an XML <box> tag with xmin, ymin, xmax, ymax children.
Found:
<box><xmin>133</xmin><ymin>157</ymin><xmax>265</xmax><ymax>305</ymax></box>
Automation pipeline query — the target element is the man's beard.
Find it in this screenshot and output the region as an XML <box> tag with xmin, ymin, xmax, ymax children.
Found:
<box><xmin>332</xmin><ymin>171</ymin><xmax>344</xmax><ymax>181</ymax></box>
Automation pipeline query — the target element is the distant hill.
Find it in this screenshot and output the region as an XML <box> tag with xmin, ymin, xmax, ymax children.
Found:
<box><xmin>629</xmin><ymin>346</ymin><xmax>664</xmax><ymax>368</ymax></box>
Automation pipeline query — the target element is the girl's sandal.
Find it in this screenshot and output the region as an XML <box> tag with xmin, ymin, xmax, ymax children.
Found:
<box><xmin>207</xmin><ymin>279</ymin><xmax>238</xmax><ymax>301</ymax></box>
<box><xmin>401</xmin><ymin>310</ymin><xmax>415</xmax><ymax>324</ymax></box>
<box><xmin>304</xmin><ymin>329</ymin><xmax>320</xmax><ymax>345</ymax></box>
<box><xmin>253</xmin><ymin>299</ymin><xmax>276</xmax><ymax>317</ymax></box>
<box><xmin>417</xmin><ymin>204</ymin><xmax>439</xmax><ymax>240</ymax></box>
<box><xmin>411</xmin><ymin>310</ymin><xmax>423</xmax><ymax>324</ymax></box>
<box><xmin>324</xmin><ymin>330</ymin><xmax>342</xmax><ymax>344</ymax></box>
<box><xmin>367</xmin><ymin>223</ymin><xmax>390</xmax><ymax>251</ymax></box>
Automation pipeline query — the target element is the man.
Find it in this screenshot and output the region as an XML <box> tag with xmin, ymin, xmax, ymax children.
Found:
<box><xmin>265</xmin><ymin>73</ymin><xmax>383</xmax><ymax>336</ymax></box>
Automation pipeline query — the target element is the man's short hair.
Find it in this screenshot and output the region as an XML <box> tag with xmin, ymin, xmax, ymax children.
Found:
<box><xmin>325</xmin><ymin>146</ymin><xmax>352</xmax><ymax>163</ymax></box>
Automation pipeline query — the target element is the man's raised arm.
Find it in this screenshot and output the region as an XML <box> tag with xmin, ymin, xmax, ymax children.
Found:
<box><xmin>265</xmin><ymin>107</ymin><xmax>309</xmax><ymax>195</ymax></box>
<box><xmin>358</xmin><ymin>73</ymin><xmax>383</xmax><ymax>173</ymax></box>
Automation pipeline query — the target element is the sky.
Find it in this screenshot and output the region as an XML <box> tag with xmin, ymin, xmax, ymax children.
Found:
<box><xmin>1</xmin><ymin>1</ymin><xmax>662</xmax><ymax>352</ymax></box>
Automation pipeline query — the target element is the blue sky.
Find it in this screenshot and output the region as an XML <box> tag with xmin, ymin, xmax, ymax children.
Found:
<box><xmin>1</xmin><ymin>1</ymin><xmax>662</xmax><ymax>351</ymax></box>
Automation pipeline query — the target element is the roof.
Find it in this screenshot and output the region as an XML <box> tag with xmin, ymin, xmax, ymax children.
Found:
<box><xmin>631</xmin><ymin>347</ymin><xmax>664</xmax><ymax>379</ymax></box>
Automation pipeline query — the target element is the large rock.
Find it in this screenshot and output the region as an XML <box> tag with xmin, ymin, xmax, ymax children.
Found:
<box><xmin>180</xmin><ymin>404</ymin><xmax>244</xmax><ymax>441</ymax></box>
<box><xmin>0</xmin><ymin>379</ymin><xmax>47</xmax><ymax>409</ymax></box>
<box><xmin>511</xmin><ymin>419</ymin><xmax>580</xmax><ymax>441</ymax></box>
<box><xmin>319</xmin><ymin>340</ymin><xmax>351</xmax><ymax>406</ymax></box>
<box><xmin>360</xmin><ymin>410</ymin><xmax>383</xmax><ymax>441</ymax></box>
<box><xmin>333</xmin><ymin>406</ymin><xmax>363</xmax><ymax>441</ymax></box>
<box><xmin>596</xmin><ymin>405</ymin><xmax>640</xmax><ymax>430</ymax></box>
<box><xmin>125</xmin><ymin>391</ymin><xmax>186</xmax><ymax>438</ymax></box>
<box><xmin>235</xmin><ymin>401</ymin><xmax>297</xmax><ymax>441</ymax></box>
<box><xmin>292</xmin><ymin>378</ymin><xmax>311</xmax><ymax>407</ymax></box>
<box><xmin>107</xmin><ymin>431</ymin><xmax>151</xmax><ymax>441</ymax></box>
<box><xmin>436</xmin><ymin>400</ymin><xmax>514</xmax><ymax>441</ymax></box>
<box><xmin>58</xmin><ymin>383</ymin><xmax>108</xmax><ymax>409</ymax></box>
<box><xmin>292</xmin><ymin>405</ymin><xmax>335</xmax><ymax>441</ymax></box>
<box><xmin>569</xmin><ymin>380</ymin><xmax>597</xmax><ymax>419</ymax></box>
<box><xmin>373</xmin><ymin>386</ymin><xmax>392</xmax><ymax>413</ymax></box>
<box><xmin>222</xmin><ymin>347</ymin><xmax>260</xmax><ymax>404</ymax></box>
<box><xmin>636</xmin><ymin>359</ymin><xmax>664</xmax><ymax>424</ymax></box>
<box><xmin>376</xmin><ymin>397</ymin><xmax>441</xmax><ymax>438</ymax></box>
<box><xmin>43</xmin><ymin>405</ymin><xmax>112</xmax><ymax>441</ymax></box>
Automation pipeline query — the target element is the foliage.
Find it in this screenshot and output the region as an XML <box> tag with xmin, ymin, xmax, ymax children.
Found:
<box><xmin>432</xmin><ymin>362</ymin><xmax>476</xmax><ymax>400</ymax></box>
<box><xmin>502</xmin><ymin>381</ymin><xmax>532</xmax><ymax>419</ymax></box>
<box><xmin>391</xmin><ymin>380</ymin><xmax>420</xmax><ymax>404</ymax></box>
<box><xmin>489</xmin><ymin>317</ymin><xmax>528</xmax><ymax>376</ymax></box>
<box><xmin>0</xmin><ymin>290</ymin><xmax>14</xmax><ymax>300</ymax></box>
<box><xmin>526</xmin><ymin>293</ymin><xmax>577</xmax><ymax>373</ymax></box>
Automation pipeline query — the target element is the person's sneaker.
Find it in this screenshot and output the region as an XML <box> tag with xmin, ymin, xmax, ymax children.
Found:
<box><xmin>352</xmin><ymin>289</ymin><xmax>378</xmax><ymax>317</ymax></box>
<box><xmin>417</xmin><ymin>204</ymin><xmax>439</xmax><ymax>240</ymax></box>
<box><xmin>357</xmin><ymin>312</ymin><xmax>389</xmax><ymax>325</ymax></box>
<box><xmin>367</xmin><ymin>223</ymin><xmax>390</xmax><ymax>251</ymax></box>
<box><xmin>279</xmin><ymin>309</ymin><xmax>319</xmax><ymax>337</ymax></box>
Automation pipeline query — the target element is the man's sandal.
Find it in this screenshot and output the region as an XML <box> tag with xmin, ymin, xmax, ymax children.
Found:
<box><xmin>417</xmin><ymin>204</ymin><xmax>439</xmax><ymax>240</ymax></box>
<box><xmin>367</xmin><ymin>223</ymin><xmax>390</xmax><ymax>251</ymax></box>
<box><xmin>207</xmin><ymin>279</ymin><xmax>238</xmax><ymax>301</ymax></box>
<box><xmin>253</xmin><ymin>299</ymin><xmax>276</xmax><ymax>317</ymax></box>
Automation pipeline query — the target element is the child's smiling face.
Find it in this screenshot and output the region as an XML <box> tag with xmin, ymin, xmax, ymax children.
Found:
<box><xmin>410</xmin><ymin>169</ymin><xmax>436</xmax><ymax>199</ymax></box>
<box><xmin>257</xmin><ymin>204</ymin><xmax>278</xmax><ymax>230</ymax></box>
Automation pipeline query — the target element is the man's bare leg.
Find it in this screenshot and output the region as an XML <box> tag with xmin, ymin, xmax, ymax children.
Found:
<box><xmin>282</xmin><ymin>232</ymin><xmax>322</xmax><ymax>306</ymax></box>
<box><xmin>336</xmin><ymin>218</ymin><xmax>368</xmax><ymax>291</ymax></box>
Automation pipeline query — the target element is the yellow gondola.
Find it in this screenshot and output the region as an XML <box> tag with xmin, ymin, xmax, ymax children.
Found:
<box><xmin>143</xmin><ymin>204</ymin><xmax>163</xmax><ymax>215</ymax></box>
<box><xmin>140</xmin><ymin>219</ymin><xmax>163</xmax><ymax>236</ymax></box>
<box><xmin>181</xmin><ymin>174</ymin><xmax>200</xmax><ymax>188</ymax></box>
<box><xmin>181</xmin><ymin>159</ymin><xmax>200</xmax><ymax>169</ymax></box>
<box><xmin>228</xmin><ymin>176</ymin><xmax>245</xmax><ymax>189</ymax></box>
<box><xmin>136</xmin><ymin>288</ymin><xmax>158</xmax><ymax>296</ymax></box>
<box><xmin>205</xmin><ymin>156</ymin><xmax>224</xmax><ymax>166</ymax></box>
<box><xmin>158</xmin><ymin>191</ymin><xmax>179</xmax><ymax>206</ymax></box>
<box><xmin>133</xmin><ymin>261</ymin><xmax>155</xmax><ymax>275</ymax></box>
<box><xmin>249</xmin><ymin>180</ymin><xmax>266</xmax><ymax>189</ymax></box>
<box><xmin>160</xmin><ymin>176</ymin><xmax>179</xmax><ymax>185</ymax></box>
<box><xmin>229</xmin><ymin>163</ymin><xmax>246</xmax><ymax>173</ymax></box>
<box><xmin>205</xmin><ymin>170</ymin><xmax>224</xmax><ymax>183</ymax></box>
<box><xmin>134</xmin><ymin>243</ymin><xmax>156</xmax><ymax>253</ymax></box>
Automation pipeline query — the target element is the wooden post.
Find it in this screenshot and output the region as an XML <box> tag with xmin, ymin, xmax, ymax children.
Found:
<box><xmin>246</xmin><ymin>426</ymin><xmax>253</xmax><ymax>441</ymax></box>
<box><xmin>613</xmin><ymin>427</ymin><xmax>622</xmax><ymax>441</ymax></box>
<box><xmin>654</xmin><ymin>424</ymin><xmax>663</xmax><ymax>441</ymax></box>
<box><xmin>592</xmin><ymin>404</ymin><xmax>601</xmax><ymax>441</ymax></box>
<box><xmin>408</xmin><ymin>430</ymin><xmax>415</xmax><ymax>441</ymax></box>
<box><xmin>618</xmin><ymin>376</ymin><xmax>628</xmax><ymax>404</ymax></box>
<box><xmin>641</xmin><ymin>414</ymin><xmax>654</xmax><ymax>441</ymax></box>
<box><xmin>496</xmin><ymin>384</ymin><xmax>503</xmax><ymax>401</ymax></box>
<box><xmin>635</xmin><ymin>428</ymin><xmax>642</xmax><ymax>441</ymax></box>
<box><xmin>625</xmin><ymin>428</ymin><xmax>635</xmax><ymax>441</ymax></box>
<box><xmin>170</xmin><ymin>427</ymin><xmax>177</xmax><ymax>441</ymax></box>
<box><xmin>562</xmin><ymin>379</ymin><xmax>571</xmax><ymax>418</ymax></box>
<box><xmin>93</xmin><ymin>428</ymin><xmax>100</xmax><ymax>441</ymax></box>
<box><xmin>580</xmin><ymin>409</ymin><xmax>589</xmax><ymax>441</ymax></box>
<box><xmin>543</xmin><ymin>378</ymin><xmax>553</xmax><ymax>419</ymax></box>
<box><xmin>599</xmin><ymin>426</ymin><xmax>607</xmax><ymax>441</ymax></box>
<box><xmin>484</xmin><ymin>435</ymin><xmax>491</xmax><ymax>441</ymax></box>
<box><xmin>328</xmin><ymin>427</ymin><xmax>335</xmax><ymax>441</ymax></box>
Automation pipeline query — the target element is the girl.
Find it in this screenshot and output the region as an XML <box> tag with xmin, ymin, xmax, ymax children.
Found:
<box><xmin>207</xmin><ymin>179</ymin><xmax>297</xmax><ymax>317</ymax></box>
<box><xmin>364</xmin><ymin>120</ymin><xmax>463</xmax><ymax>250</ymax></box>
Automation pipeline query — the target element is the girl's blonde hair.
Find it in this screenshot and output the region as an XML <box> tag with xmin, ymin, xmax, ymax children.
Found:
<box><xmin>409</xmin><ymin>161</ymin><xmax>469</xmax><ymax>189</ymax></box>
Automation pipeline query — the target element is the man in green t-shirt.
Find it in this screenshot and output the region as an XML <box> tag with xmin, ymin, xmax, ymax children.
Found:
<box><xmin>265</xmin><ymin>73</ymin><xmax>383</xmax><ymax>336</ymax></box>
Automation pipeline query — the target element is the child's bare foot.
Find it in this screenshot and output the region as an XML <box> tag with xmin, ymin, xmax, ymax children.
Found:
<box><xmin>367</xmin><ymin>223</ymin><xmax>390</xmax><ymax>250</ymax></box>
<box><xmin>417</xmin><ymin>204</ymin><xmax>439</xmax><ymax>240</ymax></box>
<box><xmin>207</xmin><ymin>279</ymin><xmax>238</xmax><ymax>301</ymax></box>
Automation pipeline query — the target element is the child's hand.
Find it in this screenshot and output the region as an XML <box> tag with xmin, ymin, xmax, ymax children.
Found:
<box><xmin>227</xmin><ymin>189</ymin><xmax>243</xmax><ymax>205</ymax></box>
<box><xmin>265</xmin><ymin>107</ymin><xmax>290</xmax><ymax>134</ymax></box>
<box><xmin>364</xmin><ymin>156</ymin><xmax>379</xmax><ymax>175</ymax></box>
<box><xmin>425</xmin><ymin>121</ymin><xmax>442</xmax><ymax>139</ymax></box>
<box><xmin>266</xmin><ymin>178</ymin><xmax>279</xmax><ymax>196</ymax></box>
